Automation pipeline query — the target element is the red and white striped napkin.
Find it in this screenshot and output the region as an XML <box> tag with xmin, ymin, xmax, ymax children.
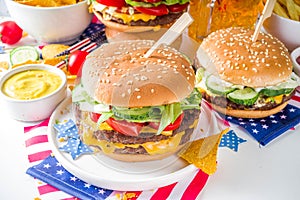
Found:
<box><xmin>24</xmin><ymin>119</ymin><xmax>209</xmax><ymax>200</ymax></box>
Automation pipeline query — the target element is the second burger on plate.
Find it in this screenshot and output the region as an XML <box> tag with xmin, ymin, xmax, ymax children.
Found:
<box><xmin>72</xmin><ymin>40</ymin><xmax>202</xmax><ymax>162</ymax></box>
<box><xmin>196</xmin><ymin>27</ymin><xmax>300</xmax><ymax>119</ymax></box>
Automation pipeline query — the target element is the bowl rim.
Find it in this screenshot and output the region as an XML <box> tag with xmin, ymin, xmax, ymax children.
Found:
<box><xmin>5</xmin><ymin>0</ymin><xmax>88</xmax><ymax>10</ymax></box>
<box><xmin>0</xmin><ymin>64</ymin><xmax>67</xmax><ymax>103</ymax></box>
<box><xmin>271</xmin><ymin>12</ymin><xmax>300</xmax><ymax>24</ymax></box>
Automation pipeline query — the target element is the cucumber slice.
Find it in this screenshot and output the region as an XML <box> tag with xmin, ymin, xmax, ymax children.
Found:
<box><xmin>112</xmin><ymin>106</ymin><xmax>152</xmax><ymax>121</ymax></box>
<box><xmin>206</xmin><ymin>75</ymin><xmax>236</xmax><ymax>95</ymax></box>
<box><xmin>227</xmin><ymin>87</ymin><xmax>259</xmax><ymax>106</ymax></box>
<box><xmin>260</xmin><ymin>81</ymin><xmax>298</xmax><ymax>97</ymax></box>
<box><xmin>10</xmin><ymin>46</ymin><xmax>39</xmax><ymax>65</ymax></box>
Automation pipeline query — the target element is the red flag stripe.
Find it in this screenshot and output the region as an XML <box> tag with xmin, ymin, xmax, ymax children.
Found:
<box><xmin>25</xmin><ymin>135</ymin><xmax>48</xmax><ymax>147</ymax></box>
<box><xmin>150</xmin><ymin>183</ymin><xmax>177</xmax><ymax>200</ymax></box>
<box><xmin>180</xmin><ymin>170</ymin><xmax>209</xmax><ymax>200</ymax></box>
<box><xmin>38</xmin><ymin>184</ymin><xmax>60</xmax><ymax>195</ymax></box>
<box><xmin>24</xmin><ymin>118</ymin><xmax>49</xmax><ymax>133</ymax></box>
<box><xmin>292</xmin><ymin>95</ymin><xmax>300</xmax><ymax>102</ymax></box>
<box><xmin>28</xmin><ymin>150</ymin><xmax>52</xmax><ymax>163</ymax></box>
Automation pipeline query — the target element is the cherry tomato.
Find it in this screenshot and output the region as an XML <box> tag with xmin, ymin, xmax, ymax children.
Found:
<box><xmin>149</xmin><ymin>113</ymin><xmax>184</xmax><ymax>131</ymax></box>
<box><xmin>68</xmin><ymin>50</ymin><xmax>89</xmax><ymax>76</ymax></box>
<box><xmin>106</xmin><ymin>118</ymin><xmax>145</xmax><ymax>136</ymax></box>
<box><xmin>90</xmin><ymin>112</ymin><xmax>101</xmax><ymax>123</ymax></box>
<box><xmin>0</xmin><ymin>21</ymin><xmax>23</xmax><ymax>45</ymax></box>
<box><xmin>96</xmin><ymin>0</ymin><xmax>126</xmax><ymax>7</ymax></box>
<box><xmin>135</xmin><ymin>4</ymin><xmax>169</xmax><ymax>16</ymax></box>
<box><xmin>167</xmin><ymin>3</ymin><xmax>189</xmax><ymax>13</ymax></box>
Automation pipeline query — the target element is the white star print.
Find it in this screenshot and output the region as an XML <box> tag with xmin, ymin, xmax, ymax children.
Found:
<box><xmin>262</xmin><ymin>124</ymin><xmax>269</xmax><ymax>129</ymax></box>
<box><xmin>270</xmin><ymin>115</ymin><xmax>275</xmax><ymax>118</ymax></box>
<box><xmin>56</xmin><ymin>162</ymin><xmax>62</xmax><ymax>167</ymax></box>
<box><xmin>84</xmin><ymin>183</ymin><xmax>91</xmax><ymax>188</ymax></box>
<box><xmin>260</xmin><ymin>119</ymin><xmax>266</xmax><ymax>122</ymax></box>
<box><xmin>271</xmin><ymin>120</ymin><xmax>278</xmax><ymax>124</ymax></box>
<box><xmin>240</xmin><ymin>122</ymin><xmax>246</xmax><ymax>125</ymax></box>
<box><xmin>252</xmin><ymin>129</ymin><xmax>259</xmax><ymax>134</ymax></box>
<box><xmin>289</xmin><ymin>108</ymin><xmax>295</xmax><ymax>112</ymax></box>
<box><xmin>280</xmin><ymin>115</ymin><xmax>287</xmax><ymax>119</ymax></box>
<box><xmin>70</xmin><ymin>176</ymin><xmax>77</xmax><ymax>181</ymax></box>
<box><xmin>43</xmin><ymin>164</ymin><xmax>51</xmax><ymax>169</ymax></box>
<box><xmin>98</xmin><ymin>189</ymin><xmax>105</xmax><ymax>194</ymax></box>
<box><xmin>56</xmin><ymin>170</ymin><xmax>64</xmax><ymax>175</ymax></box>
<box><xmin>250</xmin><ymin>123</ymin><xmax>257</xmax><ymax>126</ymax></box>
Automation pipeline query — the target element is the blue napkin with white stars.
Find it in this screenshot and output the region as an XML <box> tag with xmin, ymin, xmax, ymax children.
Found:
<box><xmin>224</xmin><ymin>104</ymin><xmax>300</xmax><ymax>146</ymax></box>
<box><xmin>219</xmin><ymin>130</ymin><xmax>247</xmax><ymax>152</ymax></box>
<box><xmin>53</xmin><ymin>119</ymin><xmax>93</xmax><ymax>160</ymax></box>
<box><xmin>26</xmin><ymin>155</ymin><xmax>113</xmax><ymax>200</ymax></box>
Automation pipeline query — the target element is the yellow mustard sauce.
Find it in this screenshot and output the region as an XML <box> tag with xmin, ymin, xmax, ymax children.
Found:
<box><xmin>2</xmin><ymin>69</ymin><xmax>62</xmax><ymax>100</ymax></box>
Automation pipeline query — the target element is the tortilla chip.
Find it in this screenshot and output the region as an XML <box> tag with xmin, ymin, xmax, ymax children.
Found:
<box><xmin>178</xmin><ymin>128</ymin><xmax>229</xmax><ymax>175</ymax></box>
<box><xmin>42</xmin><ymin>44</ymin><xmax>69</xmax><ymax>59</ymax></box>
<box><xmin>43</xmin><ymin>56</ymin><xmax>66</xmax><ymax>66</ymax></box>
<box><xmin>0</xmin><ymin>61</ymin><xmax>9</xmax><ymax>72</ymax></box>
<box><xmin>14</xmin><ymin>0</ymin><xmax>58</xmax><ymax>7</ymax></box>
<box><xmin>11</xmin><ymin>60</ymin><xmax>42</xmax><ymax>69</ymax></box>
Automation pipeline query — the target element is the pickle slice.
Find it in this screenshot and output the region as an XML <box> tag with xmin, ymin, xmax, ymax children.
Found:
<box><xmin>227</xmin><ymin>87</ymin><xmax>259</xmax><ymax>106</ymax></box>
<box><xmin>206</xmin><ymin>75</ymin><xmax>236</xmax><ymax>95</ymax></box>
<box><xmin>259</xmin><ymin>81</ymin><xmax>297</xmax><ymax>97</ymax></box>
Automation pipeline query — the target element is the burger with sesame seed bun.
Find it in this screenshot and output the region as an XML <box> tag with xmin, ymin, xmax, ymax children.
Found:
<box><xmin>90</xmin><ymin>0</ymin><xmax>190</xmax><ymax>33</ymax></box>
<box><xmin>195</xmin><ymin>27</ymin><xmax>300</xmax><ymax>119</ymax></box>
<box><xmin>72</xmin><ymin>40</ymin><xmax>202</xmax><ymax>162</ymax></box>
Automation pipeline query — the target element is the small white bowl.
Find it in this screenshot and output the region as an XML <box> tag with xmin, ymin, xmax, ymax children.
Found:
<box><xmin>263</xmin><ymin>13</ymin><xmax>300</xmax><ymax>52</ymax></box>
<box><xmin>0</xmin><ymin>64</ymin><xmax>67</xmax><ymax>122</ymax></box>
<box><xmin>291</xmin><ymin>46</ymin><xmax>300</xmax><ymax>77</ymax></box>
<box><xmin>5</xmin><ymin>0</ymin><xmax>93</xmax><ymax>44</ymax></box>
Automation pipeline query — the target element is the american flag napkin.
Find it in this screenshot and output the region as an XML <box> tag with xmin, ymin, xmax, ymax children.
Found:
<box><xmin>223</xmin><ymin>92</ymin><xmax>300</xmax><ymax>146</ymax></box>
<box><xmin>24</xmin><ymin>119</ymin><xmax>209</xmax><ymax>200</ymax></box>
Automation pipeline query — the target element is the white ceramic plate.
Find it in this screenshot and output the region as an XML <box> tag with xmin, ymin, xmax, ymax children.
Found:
<box><xmin>48</xmin><ymin>95</ymin><xmax>220</xmax><ymax>191</ymax></box>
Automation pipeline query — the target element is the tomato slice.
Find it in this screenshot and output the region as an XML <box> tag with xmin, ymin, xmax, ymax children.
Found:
<box><xmin>96</xmin><ymin>0</ymin><xmax>126</xmax><ymax>7</ymax></box>
<box><xmin>68</xmin><ymin>50</ymin><xmax>89</xmax><ymax>76</ymax></box>
<box><xmin>135</xmin><ymin>4</ymin><xmax>169</xmax><ymax>16</ymax></box>
<box><xmin>149</xmin><ymin>113</ymin><xmax>184</xmax><ymax>131</ymax></box>
<box><xmin>90</xmin><ymin>112</ymin><xmax>101</xmax><ymax>123</ymax></box>
<box><xmin>167</xmin><ymin>3</ymin><xmax>189</xmax><ymax>13</ymax></box>
<box><xmin>106</xmin><ymin>118</ymin><xmax>145</xmax><ymax>136</ymax></box>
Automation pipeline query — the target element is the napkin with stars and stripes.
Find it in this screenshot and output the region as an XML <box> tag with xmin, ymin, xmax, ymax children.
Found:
<box><xmin>24</xmin><ymin>118</ymin><xmax>210</xmax><ymax>200</ymax></box>
<box><xmin>222</xmin><ymin>92</ymin><xmax>300</xmax><ymax>146</ymax></box>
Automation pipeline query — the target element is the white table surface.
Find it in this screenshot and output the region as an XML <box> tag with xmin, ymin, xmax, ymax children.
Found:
<box><xmin>1</xmin><ymin>96</ymin><xmax>300</xmax><ymax>200</ymax></box>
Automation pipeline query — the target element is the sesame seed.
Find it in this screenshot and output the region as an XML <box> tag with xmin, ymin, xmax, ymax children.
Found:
<box><xmin>137</xmin><ymin>95</ymin><xmax>141</xmax><ymax>99</ymax></box>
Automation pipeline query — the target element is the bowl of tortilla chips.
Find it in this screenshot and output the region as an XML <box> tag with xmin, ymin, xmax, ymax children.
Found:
<box><xmin>5</xmin><ymin>0</ymin><xmax>93</xmax><ymax>44</ymax></box>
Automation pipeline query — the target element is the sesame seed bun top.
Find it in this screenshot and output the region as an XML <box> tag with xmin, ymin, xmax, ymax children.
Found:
<box><xmin>81</xmin><ymin>40</ymin><xmax>195</xmax><ymax>107</ymax></box>
<box><xmin>199</xmin><ymin>27</ymin><xmax>293</xmax><ymax>88</ymax></box>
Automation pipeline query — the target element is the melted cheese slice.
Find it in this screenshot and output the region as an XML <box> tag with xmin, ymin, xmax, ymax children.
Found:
<box><xmin>266</xmin><ymin>94</ymin><xmax>284</xmax><ymax>104</ymax></box>
<box><xmin>110</xmin><ymin>12</ymin><xmax>156</xmax><ymax>24</ymax></box>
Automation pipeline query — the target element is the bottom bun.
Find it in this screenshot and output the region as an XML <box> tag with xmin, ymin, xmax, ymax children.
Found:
<box><xmin>211</xmin><ymin>102</ymin><xmax>289</xmax><ymax>119</ymax></box>
<box><xmin>93</xmin><ymin>10</ymin><xmax>159</xmax><ymax>33</ymax></box>
<box><xmin>99</xmin><ymin>144</ymin><xmax>185</xmax><ymax>162</ymax></box>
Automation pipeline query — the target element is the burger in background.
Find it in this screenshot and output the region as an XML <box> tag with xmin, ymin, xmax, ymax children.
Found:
<box><xmin>90</xmin><ymin>0</ymin><xmax>190</xmax><ymax>32</ymax></box>
<box><xmin>72</xmin><ymin>40</ymin><xmax>202</xmax><ymax>162</ymax></box>
<box><xmin>196</xmin><ymin>27</ymin><xmax>300</xmax><ymax>119</ymax></box>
